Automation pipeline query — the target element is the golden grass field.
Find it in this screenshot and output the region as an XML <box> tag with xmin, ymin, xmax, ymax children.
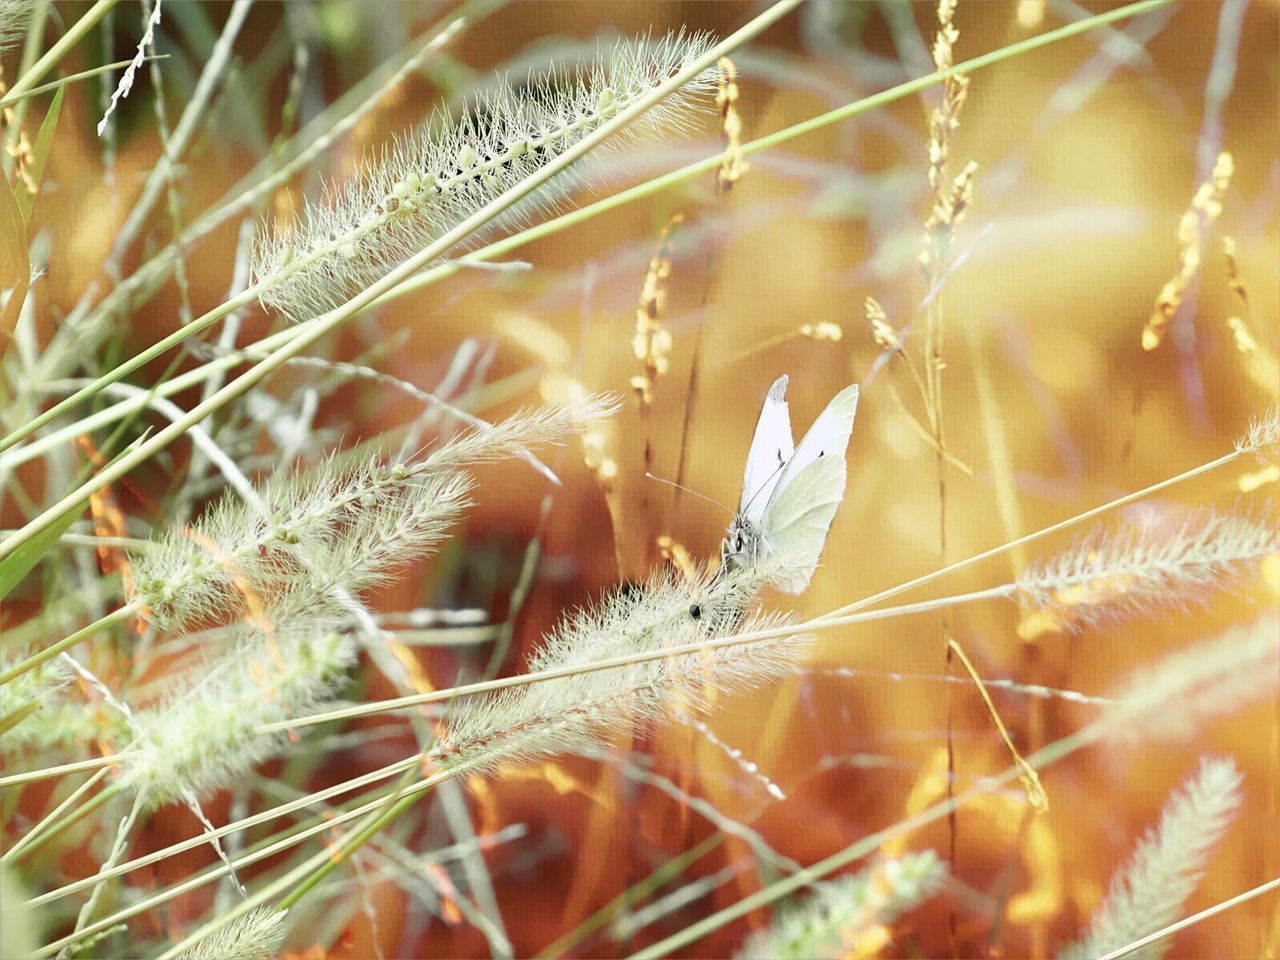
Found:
<box><xmin>3</xmin><ymin>1</ymin><xmax>1278</xmax><ymax>957</ymax></box>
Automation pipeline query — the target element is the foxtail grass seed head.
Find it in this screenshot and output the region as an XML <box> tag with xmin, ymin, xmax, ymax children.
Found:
<box><xmin>430</xmin><ymin>392</ymin><xmax>618</xmax><ymax>458</ymax></box>
<box><xmin>1060</xmin><ymin>757</ymin><xmax>1243</xmax><ymax>960</ymax></box>
<box><xmin>1236</xmin><ymin>406</ymin><xmax>1279</xmax><ymax>463</ymax></box>
<box><xmin>0</xmin><ymin>0</ymin><xmax>35</xmax><ymax>58</ymax></box>
<box><xmin>123</xmin><ymin>621</ymin><xmax>356</xmax><ymax>808</ymax></box>
<box><xmin>180</xmin><ymin>907</ymin><xmax>288</xmax><ymax>960</ymax></box>
<box><xmin>432</xmin><ymin>564</ymin><xmax>802</xmax><ymax>777</ymax></box>
<box><xmin>1016</xmin><ymin>509</ymin><xmax>1279</xmax><ymax>630</ymax></box>
<box><xmin>737</xmin><ymin>850</ymin><xmax>947</xmax><ymax>960</ymax></box>
<box><xmin>1105</xmin><ymin>616</ymin><xmax>1280</xmax><ymax>743</ymax></box>
<box><xmin>131</xmin><ymin>454</ymin><xmax>473</xmax><ymax>632</ymax></box>
<box><xmin>252</xmin><ymin>32</ymin><xmax>717</xmax><ymax>323</ymax></box>
<box><xmin>2</xmin><ymin>698</ymin><xmax>130</xmax><ymax>757</ymax></box>
<box><xmin>130</xmin><ymin>398</ymin><xmax>611</xmax><ymax>632</ymax></box>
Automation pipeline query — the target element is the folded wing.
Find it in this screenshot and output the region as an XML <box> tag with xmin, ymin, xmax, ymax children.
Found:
<box><xmin>739</xmin><ymin>374</ymin><xmax>795</xmax><ymax>523</ymax></box>
<box><xmin>762</xmin><ymin>383</ymin><xmax>859</xmax><ymax>593</ymax></box>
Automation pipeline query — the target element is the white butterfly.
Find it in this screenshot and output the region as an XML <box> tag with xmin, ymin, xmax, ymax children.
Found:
<box><xmin>721</xmin><ymin>375</ymin><xmax>860</xmax><ymax>594</ymax></box>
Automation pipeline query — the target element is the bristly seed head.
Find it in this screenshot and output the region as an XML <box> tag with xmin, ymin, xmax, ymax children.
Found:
<box><xmin>1017</xmin><ymin>507</ymin><xmax>1278</xmax><ymax>630</ymax></box>
<box><xmin>432</xmin><ymin>563</ymin><xmax>802</xmax><ymax>777</ymax></box>
<box><xmin>124</xmin><ymin>621</ymin><xmax>356</xmax><ymax>808</ymax></box>
<box><xmin>252</xmin><ymin>31</ymin><xmax>718</xmax><ymax>323</ymax></box>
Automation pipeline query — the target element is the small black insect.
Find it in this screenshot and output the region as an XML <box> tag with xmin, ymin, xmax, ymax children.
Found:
<box><xmin>688</xmin><ymin>603</ymin><xmax>702</xmax><ymax>620</ymax></box>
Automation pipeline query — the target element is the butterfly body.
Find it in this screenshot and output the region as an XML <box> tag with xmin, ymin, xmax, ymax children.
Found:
<box><xmin>721</xmin><ymin>375</ymin><xmax>860</xmax><ymax>594</ymax></box>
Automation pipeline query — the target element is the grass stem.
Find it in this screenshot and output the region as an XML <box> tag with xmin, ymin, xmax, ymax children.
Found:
<box><xmin>0</xmin><ymin>601</ymin><xmax>140</xmax><ymax>686</ymax></box>
<box><xmin>0</xmin><ymin>0</ymin><xmax>119</xmax><ymax>106</ymax></box>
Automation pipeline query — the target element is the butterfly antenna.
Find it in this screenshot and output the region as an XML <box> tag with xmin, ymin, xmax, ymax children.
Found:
<box><xmin>644</xmin><ymin>472</ymin><xmax>733</xmax><ymax>517</ymax></box>
<box><xmin>741</xmin><ymin>459</ymin><xmax>788</xmax><ymax>514</ymax></box>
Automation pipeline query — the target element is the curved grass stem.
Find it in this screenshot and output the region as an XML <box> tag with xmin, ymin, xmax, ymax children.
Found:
<box><xmin>0</xmin><ymin>753</ymin><xmax>126</xmax><ymax>790</ymax></box>
<box><xmin>254</xmin><ymin>586</ymin><xmax>1015</xmax><ymax>734</ymax></box>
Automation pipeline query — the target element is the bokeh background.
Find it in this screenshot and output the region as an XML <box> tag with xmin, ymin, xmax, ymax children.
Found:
<box><xmin>13</xmin><ymin>0</ymin><xmax>1280</xmax><ymax>956</ymax></box>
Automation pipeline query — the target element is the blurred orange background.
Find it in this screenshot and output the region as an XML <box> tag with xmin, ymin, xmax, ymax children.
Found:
<box><xmin>17</xmin><ymin>0</ymin><xmax>1280</xmax><ymax>956</ymax></box>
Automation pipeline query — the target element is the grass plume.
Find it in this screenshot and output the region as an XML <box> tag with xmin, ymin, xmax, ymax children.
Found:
<box><xmin>1016</xmin><ymin>508</ymin><xmax>1278</xmax><ymax>629</ymax></box>
<box><xmin>737</xmin><ymin>850</ymin><xmax>947</xmax><ymax>960</ymax></box>
<box><xmin>252</xmin><ymin>32</ymin><xmax>717</xmax><ymax>323</ymax></box>
<box><xmin>1105</xmin><ymin>615</ymin><xmax>1280</xmax><ymax>743</ymax></box>
<box><xmin>179</xmin><ymin>907</ymin><xmax>287</xmax><ymax>960</ymax></box>
<box><xmin>1236</xmin><ymin>405</ymin><xmax>1279</xmax><ymax>462</ymax></box>
<box><xmin>130</xmin><ymin>399</ymin><xmax>609</xmax><ymax>632</ymax></box>
<box><xmin>0</xmin><ymin>0</ymin><xmax>35</xmax><ymax>59</ymax></box>
<box><xmin>432</xmin><ymin>564</ymin><xmax>802</xmax><ymax>776</ymax></box>
<box><xmin>130</xmin><ymin>453</ymin><xmax>472</xmax><ymax>632</ymax></box>
<box><xmin>123</xmin><ymin>619</ymin><xmax>356</xmax><ymax>809</ymax></box>
<box><xmin>0</xmin><ymin>653</ymin><xmax>70</xmax><ymax>741</ymax></box>
<box><xmin>1060</xmin><ymin>756</ymin><xmax>1243</xmax><ymax>960</ymax></box>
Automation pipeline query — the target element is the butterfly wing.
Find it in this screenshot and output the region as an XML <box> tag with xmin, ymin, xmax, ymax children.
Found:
<box><xmin>761</xmin><ymin>383</ymin><xmax>860</xmax><ymax>593</ymax></box>
<box><xmin>739</xmin><ymin>375</ymin><xmax>795</xmax><ymax>523</ymax></box>
<box><xmin>760</xmin><ymin>453</ymin><xmax>847</xmax><ymax>593</ymax></box>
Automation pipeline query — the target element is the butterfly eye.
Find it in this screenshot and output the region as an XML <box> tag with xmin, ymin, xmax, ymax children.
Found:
<box><xmin>688</xmin><ymin>603</ymin><xmax>702</xmax><ymax>620</ymax></box>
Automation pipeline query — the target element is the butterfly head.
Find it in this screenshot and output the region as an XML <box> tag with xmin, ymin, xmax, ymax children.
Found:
<box><xmin>720</xmin><ymin>513</ymin><xmax>762</xmax><ymax>571</ymax></box>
